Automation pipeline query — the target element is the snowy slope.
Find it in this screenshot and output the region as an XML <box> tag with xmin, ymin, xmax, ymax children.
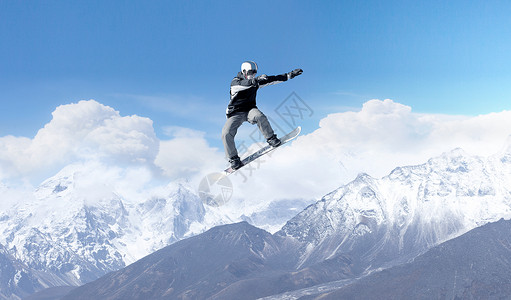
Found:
<box><xmin>2</xmin><ymin>142</ymin><xmax>511</xmax><ymax>299</ymax></box>
<box><xmin>0</xmin><ymin>161</ymin><xmax>309</xmax><ymax>299</ymax></box>
<box><xmin>0</xmin><ymin>163</ymin><xmax>218</xmax><ymax>292</ymax></box>
<box><xmin>58</xmin><ymin>143</ymin><xmax>511</xmax><ymax>300</ymax></box>
<box><xmin>278</xmin><ymin>146</ymin><xmax>511</xmax><ymax>270</ymax></box>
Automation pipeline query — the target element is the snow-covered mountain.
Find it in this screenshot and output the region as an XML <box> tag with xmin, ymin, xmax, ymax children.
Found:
<box><xmin>278</xmin><ymin>146</ymin><xmax>511</xmax><ymax>271</ymax></box>
<box><xmin>0</xmin><ymin>161</ymin><xmax>311</xmax><ymax>299</ymax></box>
<box><xmin>0</xmin><ymin>164</ymin><xmax>221</xmax><ymax>298</ymax></box>
<box><xmin>2</xmin><ymin>141</ymin><xmax>511</xmax><ymax>299</ymax></box>
<box><xmin>0</xmin><ymin>244</ymin><xmax>41</xmax><ymax>299</ymax></box>
<box><xmin>57</xmin><ymin>218</ymin><xmax>511</xmax><ymax>300</ymax></box>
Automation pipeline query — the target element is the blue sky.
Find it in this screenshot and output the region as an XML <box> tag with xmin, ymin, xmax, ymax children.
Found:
<box><xmin>1</xmin><ymin>0</ymin><xmax>511</xmax><ymax>149</ymax></box>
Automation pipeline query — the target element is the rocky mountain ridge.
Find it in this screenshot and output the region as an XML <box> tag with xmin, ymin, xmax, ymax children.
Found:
<box><xmin>1</xmin><ymin>144</ymin><xmax>511</xmax><ymax>299</ymax></box>
<box><xmin>278</xmin><ymin>147</ymin><xmax>511</xmax><ymax>271</ymax></box>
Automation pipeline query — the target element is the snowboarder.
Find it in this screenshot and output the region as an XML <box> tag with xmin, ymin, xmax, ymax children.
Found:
<box><xmin>222</xmin><ymin>61</ymin><xmax>303</xmax><ymax>170</ymax></box>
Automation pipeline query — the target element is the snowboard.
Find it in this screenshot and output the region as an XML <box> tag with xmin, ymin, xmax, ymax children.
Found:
<box><xmin>223</xmin><ymin>126</ymin><xmax>301</xmax><ymax>175</ymax></box>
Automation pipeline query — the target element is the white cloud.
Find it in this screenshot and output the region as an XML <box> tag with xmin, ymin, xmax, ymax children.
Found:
<box><xmin>228</xmin><ymin>99</ymin><xmax>511</xmax><ymax>205</ymax></box>
<box><xmin>0</xmin><ymin>100</ymin><xmax>159</xmax><ymax>180</ymax></box>
<box><xmin>2</xmin><ymin>98</ymin><xmax>511</xmax><ymax>215</ymax></box>
<box><xmin>0</xmin><ymin>100</ymin><xmax>226</xmax><ymax>187</ymax></box>
<box><xmin>155</xmin><ymin>126</ymin><xmax>225</xmax><ymax>180</ymax></box>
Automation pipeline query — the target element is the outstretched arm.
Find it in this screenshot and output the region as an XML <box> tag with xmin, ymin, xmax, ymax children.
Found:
<box><xmin>257</xmin><ymin>68</ymin><xmax>303</xmax><ymax>88</ymax></box>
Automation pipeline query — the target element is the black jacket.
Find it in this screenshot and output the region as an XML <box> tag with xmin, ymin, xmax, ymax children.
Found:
<box><xmin>226</xmin><ymin>72</ymin><xmax>289</xmax><ymax>117</ymax></box>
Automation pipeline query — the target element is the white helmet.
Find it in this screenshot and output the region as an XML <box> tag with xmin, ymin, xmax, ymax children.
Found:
<box><xmin>241</xmin><ymin>61</ymin><xmax>258</xmax><ymax>79</ymax></box>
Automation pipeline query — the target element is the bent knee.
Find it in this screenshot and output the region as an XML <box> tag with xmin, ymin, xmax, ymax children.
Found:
<box><xmin>248</xmin><ymin>110</ymin><xmax>267</xmax><ymax>124</ymax></box>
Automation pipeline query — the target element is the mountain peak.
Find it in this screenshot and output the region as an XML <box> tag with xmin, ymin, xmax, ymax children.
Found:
<box><xmin>446</xmin><ymin>147</ymin><xmax>468</xmax><ymax>157</ymax></box>
<box><xmin>280</xmin><ymin>143</ymin><xmax>511</xmax><ymax>270</ymax></box>
<box><xmin>352</xmin><ymin>172</ymin><xmax>376</xmax><ymax>185</ymax></box>
<box><xmin>200</xmin><ymin>221</ymin><xmax>274</xmax><ymax>250</ymax></box>
<box><xmin>61</xmin><ymin>221</ymin><xmax>290</xmax><ymax>300</ymax></box>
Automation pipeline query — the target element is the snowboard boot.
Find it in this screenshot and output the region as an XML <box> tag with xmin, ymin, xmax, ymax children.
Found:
<box><xmin>267</xmin><ymin>134</ymin><xmax>282</xmax><ymax>148</ymax></box>
<box><xmin>229</xmin><ymin>155</ymin><xmax>244</xmax><ymax>170</ymax></box>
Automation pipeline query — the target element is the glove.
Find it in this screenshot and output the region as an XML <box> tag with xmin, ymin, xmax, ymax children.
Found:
<box><xmin>288</xmin><ymin>68</ymin><xmax>303</xmax><ymax>79</ymax></box>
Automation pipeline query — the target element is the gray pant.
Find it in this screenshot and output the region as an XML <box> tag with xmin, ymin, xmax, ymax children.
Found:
<box><xmin>222</xmin><ymin>108</ymin><xmax>275</xmax><ymax>159</ymax></box>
